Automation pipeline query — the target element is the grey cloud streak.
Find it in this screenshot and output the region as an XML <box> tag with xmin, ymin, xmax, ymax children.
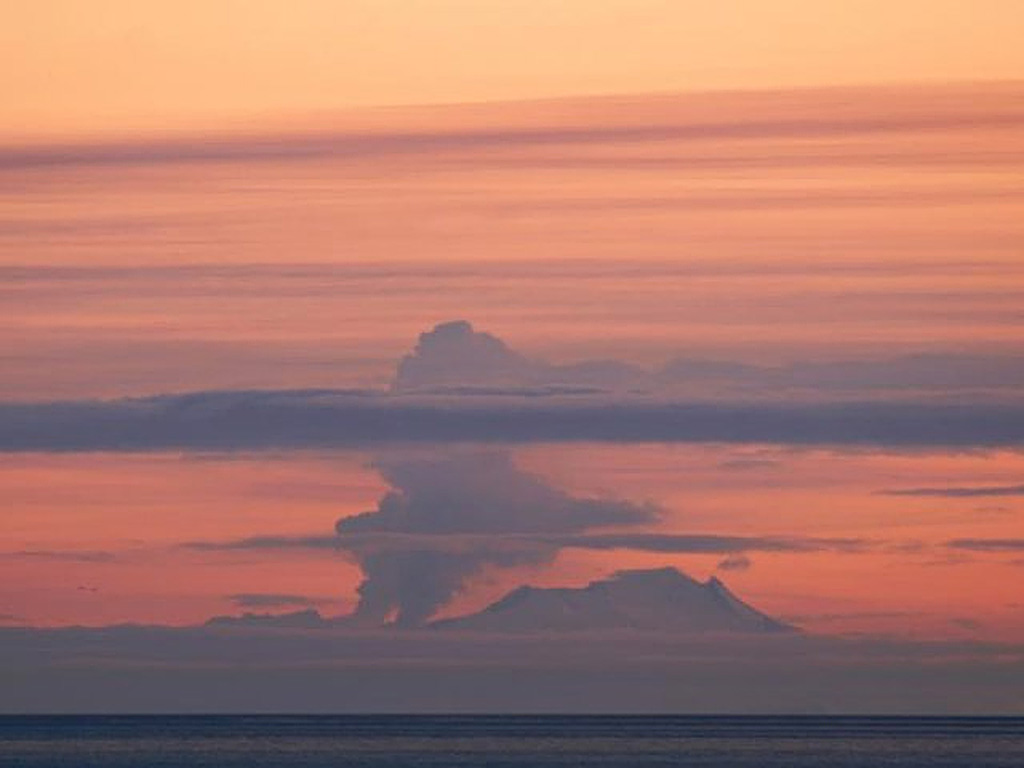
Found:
<box><xmin>0</xmin><ymin>550</ymin><xmax>118</xmax><ymax>563</ymax></box>
<box><xmin>717</xmin><ymin>554</ymin><xmax>753</xmax><ymax>572</ymax></box>
<box><xmin>881</xmin><ymin>484</ymin><xmax>1024</xmax><ymax>498</ymax></box>
<box><xmin>946</xmin><ymin>539</ymin><xmax>1024</xmax><ymax>552</ymax></box>
<box><xmin>185</xmin><ymin>531</ymin><xmax>870</xmax><ymax>556</ymax></box>
<box><xmin>3</xmin><ymin>105</ymin><xmax>1020</xmax><ymax>172</ymax></box>
<box><xmin>228</xmin><ymin>593</ymin><xmax>321</xmax><ymax>610</ymax></box>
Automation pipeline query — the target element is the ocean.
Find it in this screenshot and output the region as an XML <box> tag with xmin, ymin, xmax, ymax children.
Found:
<box><xmin>2</xmin><ymin>715</ymin><xmax>1023</xmax><ymax>767</ymax></box>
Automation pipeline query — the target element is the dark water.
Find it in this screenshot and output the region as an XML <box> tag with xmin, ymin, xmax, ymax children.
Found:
<box><xmin>2</xmin><ymin>716</ymin><xmax>1023</xmax><ymax>767</ymax></box>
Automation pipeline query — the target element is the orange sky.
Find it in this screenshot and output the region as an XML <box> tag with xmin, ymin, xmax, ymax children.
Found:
<box><xmin>3</xmin><ymin>83</ymin><xmax>1022</xmax><ymax>400</ymax></box>
<box><xmin>3</xmin><ymin>0</ymin><xmax>1024</xmax><ymax>140</ymax></box>
<box><xmin>2</xmin><ymin>446</ymin><xmax>1023</xmax><ymax>639</ymax></box>
<box><xmin>2</xmin><ymin>4</ymin><xmax>1023</xmax><ymax>648</ymax></box>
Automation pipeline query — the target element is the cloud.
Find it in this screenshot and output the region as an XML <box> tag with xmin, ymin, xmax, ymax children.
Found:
<box><xmin>946</xmin><ymin>538</ymin><xmax>1024</xmax><ymax>552</ymax></box>
<box><xmin>949</xmin><ymin>618</ymin><xmax>983</xmax><ymax>631</ymax></box>
<box><xmin>717</xmin><ymin>459</ymin><xmax>782</xmax><ymax>472</ymax></box>
<box><xmin>183</xmin><ymin>439</ymin><xmax>864</xmax><ymax>634</ymax></box>
<box><xmin>661</xmin><ymin>353</ymin><xmax>1024</xmax><ymax>398</ymax></box>
<box><xmin>206</xmin><ymin>609</ymin><xmax>328</xmax><ymax>630</ymax></box>
<box><xmin>880</xmin><ymin>484</ymin><xmax>1024</xmax><ymax>498</ymax></box>
<box><xmin>5</xmin><ymin>320</ymin><xmax>1024</xmax><ymax>452</ymax></box>
<box><xmin>227</xmin><ymin>593</ymin><xmax>321</xmax><ymax>610</ymax></box>
<box><xmin>349</xmin><ymin>546</ymin><xmax>551</xmax><ymax>629</ymax></box>
<box><xmin>188</xmin><ymin>507</ymin><xmax>866</xmax><ymax>631</ymax></box>
<box><xmin>783</xmin><ymin>611</ymin><xmax>925</xmax><ymax>624</ymax></box>
<box><xmin>334</xmin><ymin>451</ymin><xmax>657</xmax><ymax>627</ymax></box>
<box><xmin>189</xmin><ymin>531</ymin><xmax>869</xmax><ymax>557</ymax></box>
<box><xmin>393</xmin><ymin>320</ymin><xmax>539</xmax><ymax>392</ymax></box>
<box><xmin>340</xmin><ymin>452</ymin><xmax>658</xmax><ymax>535</ymax></box>
<box><xmin>2</xmin><ymin>624</ymin><xmax>1023</xmax><ymax>714</ymax></box>
<box><xmin>547</xmin><ymin>533</ymin><xmax>866</xmax><ymax>554</ymax></box>
<box><xmin>3</xmin><ymin>390</ymin><xmax>1024</xmax><ymax>452</ymax></box>
<box><xmin>396</xmin><ymin>322</ymin><xmax>1024</xmax><ymax>398</ymax></box>
<box><xmin>717</xmin><ymin>554</ymin><xmax>753</xmax><ymax>572</ymax></box>
<box><xmin>1</xmin><ymin>550</ymin><xmax>117</xmax><ymax>563</ymax></box>
<box><xmin>185</xmin><ymin>535</ymin><xmax>341</xmax><ymax>552</ymax></box>
<box><xmin>2</xmin><ymin>83</ymin><xmax>1021</xmax><ymax>172</ymax></box>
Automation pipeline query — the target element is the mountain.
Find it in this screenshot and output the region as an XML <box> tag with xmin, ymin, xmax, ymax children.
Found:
<box><xmin>431</xmin><ymin>567</ymin><xmax>795</xmax><ymax>634</ymax></box>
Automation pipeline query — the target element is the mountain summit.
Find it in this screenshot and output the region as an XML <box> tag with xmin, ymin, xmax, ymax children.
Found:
<box><xmin>432</xmin><ymin>567</ymin><xmax>795</xmax><ymax>634</ymax></box>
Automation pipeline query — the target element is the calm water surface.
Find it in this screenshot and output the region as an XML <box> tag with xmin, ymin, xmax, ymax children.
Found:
<box><xmin>2</xmin><ymin>715</ymin><xmax>1023</xmax><ymax>767</ymax></box>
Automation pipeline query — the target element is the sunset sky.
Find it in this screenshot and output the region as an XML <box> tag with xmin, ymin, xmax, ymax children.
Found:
<box><xmin>3</xmin><ymin>1</ymin><xmax>1024</xmax><ymax>140</ymax></box>
<box><xmin>2</xmin><ymin>1</ymin><xmax>1023</xmax><ymax>713</ymax></box>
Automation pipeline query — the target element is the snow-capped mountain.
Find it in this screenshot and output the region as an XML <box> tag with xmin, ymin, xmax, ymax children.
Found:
<box><xmin>432</xmin><ymin>567</ymin><xmax>795</xmax><ymax>634</ymax></box>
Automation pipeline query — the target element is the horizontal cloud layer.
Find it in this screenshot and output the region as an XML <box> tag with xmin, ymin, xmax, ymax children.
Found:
<box><xmin>3</xmin><ymin>390</ymin><xmax>1023</xmax><ymax>451</ymax></box>
<box><xmin>2</xmin><ymin>624</ymin><xmax>1022</xmax><ymax>714</ymax></box>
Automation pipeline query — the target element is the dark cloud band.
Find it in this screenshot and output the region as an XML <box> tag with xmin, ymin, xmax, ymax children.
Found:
<box><xmin>3</xmin><ymin>391</ymin><xmax>1023</xmax><ymax>451</ymax></box>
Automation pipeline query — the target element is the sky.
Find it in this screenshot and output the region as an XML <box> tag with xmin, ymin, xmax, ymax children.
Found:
<box><xmin>4</xmin><ymin>1</ymin><xmax>1024</xmax><ymax>139</ymax></box>
<box><xmin>1</xmin><ymin>1</ymin><xmax>1024</xmax><ymax>713</ymax></box>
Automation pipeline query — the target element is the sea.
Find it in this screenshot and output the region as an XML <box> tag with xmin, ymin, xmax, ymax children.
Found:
<box><xmin>2</xmin><ymin>715</ymin><xmax>1023</xmax><ymax>767</ymax></box>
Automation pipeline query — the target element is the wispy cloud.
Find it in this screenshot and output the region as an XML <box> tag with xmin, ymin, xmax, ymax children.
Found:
<box><xmin>717</xmin><ymin>554</ymin><xmax>753</xmax><ymax>572</ymax></box>
<box><xmin>1</xmin><ymin>550</ymin><xmax>118</xmax><ymax>563</ymax></box>
<box><xmin>186</xmin><ymin>535</ymin><xmax>341</xmax><ymax>552</ymax></box>
<box><xmin>3</xmin><ymin>97</ymin><xmax>1021</xmax><ymax>172</ymax></box>
<box><xmin>881</xmin><ymin>484</ymin><xmax>1024</xmax><ymax>498</ymax></box>
<box><xmin>187</xmin><ymin>531</ymin><xmax>868</xmax><ymax>556</ymax></box>
<box><xmin>946</xmin><ymin>538</ymin><xmax>1024</xmax><ymax>552</ymax></box>
<box><xmin>227</xmin><ymin>593</ymin><xmax>322</xmax><ymax>610</ymax></box>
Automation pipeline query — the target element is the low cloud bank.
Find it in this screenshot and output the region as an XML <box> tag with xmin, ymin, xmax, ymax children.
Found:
<box><xmin>2</xmin><ymin>624</ymin><xmax>1022</xmax><ymax>714</ymax></box>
